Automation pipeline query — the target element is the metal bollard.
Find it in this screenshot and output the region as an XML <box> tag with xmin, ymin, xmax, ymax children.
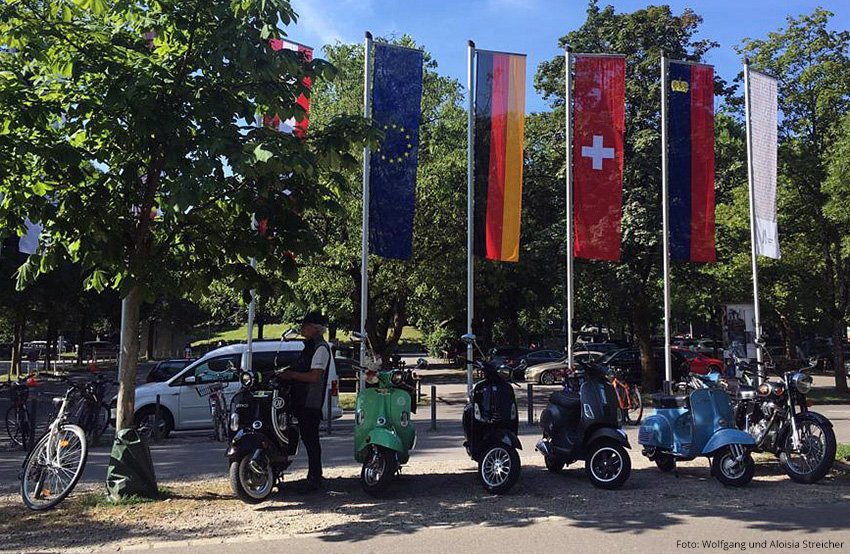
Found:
<box><xmin>527</xmin><ymin>383</ymin><xmax>534</xmax><ymax>426</ymax></box>
<box><xmin>154</xmin><ymin>394</ymin><xmax>162</xmax><ymax>442</ymax></box>
<box><xmin>326</xmin><ymin>394</ymin><xmax>332</xmax><ymax>435</ymax></box>
<box><xmin>417</xmin><ymin>379</ymin><xmax>422</xmax><ymax>403</ymax></box>
<box><xmin>430</xmin><ymin>385</ymin><xmax>437</xmax><ymax>431</ymax></box>
<box><xmin>28</xmin><ymin>397</ymin><xmax>38</xmax><ymax>451</ymax></box>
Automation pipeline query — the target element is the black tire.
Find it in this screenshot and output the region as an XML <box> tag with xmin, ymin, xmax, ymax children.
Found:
<box><xmin>539</xmin><ymin>371</ymin><xmax>556</xmax><ymax>386</ymax></box>
<box><xmin>477</xmin><ymin>443</ymin><xmax>521</xmax><ymax>494</ymax></box>
<box><xmin>626</xmin><ymin>386</ymin><xmax>643</xmax><ymax>425</ymax></box>
<box><xmin>21</xmin><ymin>424</ymin><xmax>88</xmax><ymax>510</ymax></box>
<box><xmin>81</xmin><ymin>404</ymin><xmax>110</xmax><ymax>445</ymax></box>
<box><xmin>229</xmin><ymin>453</ymin><xmax>274</xmax><ymax>504</ymax></box>
<box><xmin>361</xmin><ymin>446</ymin><xmax>398</xmax><ymax>496</ymax></box>
<box><xmin>134</xmin><ymin>406</ymin><xmax>173</xmax><ymax>440</ymax></box>
<box><xmin>779</xmin><ymin>416</ymin><xmax>837</xmax><ymax>484</ymax></box>
<box><xmin>5</xmin><ymin>405</ymin><xmax>31</xmax><ymax>448</ymax></box>
<box><xmin>544</xmin><ymin>455</ymin><xmax>565</xmax><ymax>473</ymax></box>
<box><xmin>655</xmin><ymin>453</ymin><xmax>676</xmax><ymax>472</ymax></box>
<box><xmin>712</xmin><ymin>447</ymin><xmax>755</xmax><ymax>487</ymax></box>
<box><xmin>585</xmin><ymin>440</ymin><xmax>631</xmax><ymax>489</ymax></box>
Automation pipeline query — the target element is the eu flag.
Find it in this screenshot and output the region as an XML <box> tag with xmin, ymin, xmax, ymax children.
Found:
<box><xmin>369</xmin><ymin>42</ymin><xmax>423</xmax><ymax>260</ymax></box>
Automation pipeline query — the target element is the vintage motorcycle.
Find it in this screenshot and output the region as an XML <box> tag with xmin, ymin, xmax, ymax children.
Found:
<box><xmin>227</xmin><ymin>332</ymin><xmax>300</xmax><ymax>504</ymax></box>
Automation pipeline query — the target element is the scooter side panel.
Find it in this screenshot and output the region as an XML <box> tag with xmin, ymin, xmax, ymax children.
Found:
<box><xmin>367</xmin><ymin>427</ymin><xmax>407</xmax><ymax>463</ymax></box>
<box><xmin>354</xmin><ymin>388</ymin><xmax>384</xmax><ymax>463</ymax></box>
<box><xmin>701</xmin><ymin>428</ymin><xmax>756</xmax><ymax>455</ymax></box>
<box><xmin>638</xmin><ymin>411</ymin><xmax>677</xmax><ymax>449</ymax></box>
<box><xmin>387</xmin><ymin>388</ymin><xmax>416</xmax><ymax>455</ymax></box>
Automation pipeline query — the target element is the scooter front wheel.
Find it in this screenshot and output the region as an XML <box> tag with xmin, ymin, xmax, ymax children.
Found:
<box><xmin>478</xmin><ymin>444</ymin><xmax>521</xmax><ymax>494</ymax></box>
<box><xmin>361</xmin><ymin>446</ymin><xmax>398</xmax><ymax>496</ymax></box>
<box><xmin>586</xmin><ymin>440</ymin><xmax>631</xmax><ymax>489</ymax></box>
<box><xmin>712</xmin><ymin>447</ymin><xmax>755</xmax><ymax>487</ymax></box>
<box><xmin>230</xmin><ymin>452</ymin><xmax>275</xmax><ymax>504</ymax></box>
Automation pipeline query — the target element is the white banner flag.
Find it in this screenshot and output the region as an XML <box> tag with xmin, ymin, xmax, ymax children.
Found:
<box><xmin>748</xmin><ymin>69</ymin><xmax>780</xmax><ymax>259</ymax></box>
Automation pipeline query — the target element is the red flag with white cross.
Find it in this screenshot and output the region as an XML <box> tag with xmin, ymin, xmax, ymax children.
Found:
<box><xmin>572</xmin><ymin>55</ymin><xmax>625</xmax><ymax>261</ymax></box>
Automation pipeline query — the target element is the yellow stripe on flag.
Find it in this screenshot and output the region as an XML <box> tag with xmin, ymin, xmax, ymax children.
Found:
<box><xmin>500</xmin><ymin>55</ymin><xmax>525</xmax><ymax>262</ymax></box>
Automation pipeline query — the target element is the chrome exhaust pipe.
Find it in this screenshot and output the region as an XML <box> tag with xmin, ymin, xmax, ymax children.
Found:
<box><xmin>536</xmin><ymin>439</ymin><xmax>551</xmax><ymax>457</ymax></box>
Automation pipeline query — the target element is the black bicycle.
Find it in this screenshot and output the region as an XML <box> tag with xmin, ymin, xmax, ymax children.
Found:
<box><xmin>67</xmin><ymin>374</ymin><xmax>112</xmax><ymax>445</ymax></box>
<box><xmin>2</xmin><ymin>375</ymin><xmax>37</xmax><ymax>449</ymax></box>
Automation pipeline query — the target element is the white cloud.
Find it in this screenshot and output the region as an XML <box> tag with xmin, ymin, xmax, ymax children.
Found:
<box><xmin>291</xmin><ymin>0</ymin><xmax>346</xmax><ymax>45</ymax></box>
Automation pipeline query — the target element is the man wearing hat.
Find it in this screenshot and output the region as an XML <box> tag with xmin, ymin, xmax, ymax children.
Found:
<box><xmin>279</xmin><ymin>311</ymin><xmax>331</xmax><ymax>492</ymax></box>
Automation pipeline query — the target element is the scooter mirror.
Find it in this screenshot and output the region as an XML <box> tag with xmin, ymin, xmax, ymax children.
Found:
<box><xmin>460</xmin><ymin>333</ymin><xmax>476</xmax><ymax>345</ymax></box>
<box><xmin>350</xmin><ymin>332</ymin><xmax>365</xmax><ymax>342</ymax></box>
<box><xmin>282</xmin><ymin>328</ymin><xmax>298</xmax><ymax>341</ymax></box>
<box><xmin>416</xmin><ymin>358</ymin><xmax>428</xmax><ymax>369</ymax></box>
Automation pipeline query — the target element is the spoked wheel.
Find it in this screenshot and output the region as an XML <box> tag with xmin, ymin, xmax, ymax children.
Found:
<box><xmin>626</xmin><ymin>386</ymin><xmax>643</xmax><ymax>424</ymax></box>
<box><xmin>779</xmin><ymin>417</ymin><xmax>836</xmax><ymax>484</ymax></box>
<box><xmin>21</xmin><ymin>424</ymin><xmax>88</xmax><ymax>510</ymax></box>
<box><xmin>478</xmin><ymin>444</ymin><xmax>521</xmax><ymax>494</ymax></box>
<box><xmin>229</xmin><ymin>451</ymin><xmax>275</xmax><ymax>504</ymax></box>
<box><xmin>585</xmin><ymin>440</ymin><xmax>631</xmax><ymax>489</ymax></box>
<box><xmin>361</xmin><ymin>446</ymin><xmax>398</xmax><ymax>496</ymax></box>
<box><xmin>540</xmin><ymin>371</ymin><xmax>556</xmax><ymax>386</ymax></box>
<box><xmin>712</xmin><ymin>446</ymin><xmax>755</xmax><ymax>487</ymax></box>
<box><xmin>80</xmin><ymin>404</ymin><xmax>110</xmax><ymax>445</ymax></box>
<box><xmin>6</xmin><ymin>405</ymin><xmax>31</xmax><ymax>449</ymax></box>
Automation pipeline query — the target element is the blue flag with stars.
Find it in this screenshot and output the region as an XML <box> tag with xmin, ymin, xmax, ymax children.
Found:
<box><xmin>369</xmin><ymin>42</ymin><xmax>423</xmax><ymax>260</ymax></box>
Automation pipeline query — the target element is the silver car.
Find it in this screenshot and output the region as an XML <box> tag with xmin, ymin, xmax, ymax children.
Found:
<box><xmin>523</xmin><ymin>350</ymin><xmax>604</xmax><ymax>384</ymax></box>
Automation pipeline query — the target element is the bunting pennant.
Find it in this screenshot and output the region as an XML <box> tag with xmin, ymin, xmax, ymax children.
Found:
<box><xmin>748</xmin><ymin>69</ymin><xmax>780</xmax><ymax>259</ymax></box>
<box><xmin>473</xmin><ymin>49</ymin><xmax>526</xmax><ymax>262</ymax></box>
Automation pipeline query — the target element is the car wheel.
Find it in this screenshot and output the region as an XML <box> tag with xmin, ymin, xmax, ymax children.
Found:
<box><xmin>134</xmin><ymin>406</ymin><xmax>173</xmax><ymax>440</ymax></box>
<box><xmin>539</xmin><ymin>371</ymin><xmax>556</xmax><ymax>386</ymax></box>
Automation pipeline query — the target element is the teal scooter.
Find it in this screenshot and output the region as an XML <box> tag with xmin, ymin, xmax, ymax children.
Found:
<box><xmin>639</xmin><ymin>375</ymin><xmax>757</xmax><ymax>486</ymax></box>
<box><xmin>350</xmin><ymin>332</ymin><xmax>418</xmax><ymax>496</ymax></box>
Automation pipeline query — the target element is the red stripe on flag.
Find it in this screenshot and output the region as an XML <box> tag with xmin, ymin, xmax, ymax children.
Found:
<box><xmin>485</xmin><ymin>54</ymin><xmax>510</xmax><ymax>259</ymax></box>
<box><xmin>689</xmin><ymin>64</ymin><xmax>715</xmax><ymax>262</ymax></box>
<box><xmin>572</xmin><ymin>56</ymin><xmax>625</xmax><ymax>261</ymax></box>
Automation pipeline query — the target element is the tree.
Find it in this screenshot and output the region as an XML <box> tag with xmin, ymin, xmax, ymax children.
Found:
<box><xmin>536</xmin><ymin>1</ymin><xmax>727</xmax><ymax>390</ymax></box>
<box><xmin>0</xmin><ymin>0</ymin><xmax>367</xmax><ymax>488</ymax></box>
<box><xmin>739</xmin><ymin>8</ymin><xmax>850</xmax><ymax>392</ymax></box>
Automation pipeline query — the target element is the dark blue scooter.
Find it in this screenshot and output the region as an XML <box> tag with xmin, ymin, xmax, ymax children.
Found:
<box><xmin>639</xmin><ymin>374</ymin><xmax>757</xmax><ymax>487</ymax></box>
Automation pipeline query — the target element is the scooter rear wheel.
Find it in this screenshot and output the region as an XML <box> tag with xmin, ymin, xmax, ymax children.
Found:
<box><xmin>586</xmin><ymin>440</ymin><xmax>631</xmax><ymax>489</ymax></box>
<box><xmin>655</xmin><ymin>454</ymin><xmax>676</xmax><ymax>472</ymax></box>
<box><xmin>361</xmin><ymin>446</ymin><xmax>398</xmax><ymax>496</ymax></box>
<box><xmin>544</xmin><ymin>455</ymin><xmax>566</xmax><ymax>473</ymax></box>
<box><xmin>478</xmin><ymin>444</ymin><xmax>520</xmax><ymax>494</ymax></box>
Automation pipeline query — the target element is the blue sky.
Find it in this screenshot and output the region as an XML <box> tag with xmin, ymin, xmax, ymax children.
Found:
<box><xmin>288</xmin><ymin>0</ymin><xmax>849</xmax><ymax>113</ymax></box>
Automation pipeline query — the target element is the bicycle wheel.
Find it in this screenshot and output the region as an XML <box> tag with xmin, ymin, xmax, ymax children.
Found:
<box><xmin>626</xmin><ymin>385</ymin><xmax>643</xmax><ymax>424</ymax></box>
<box><xmin>83</xmin><ymin>404</ymin><xmax>111</xmax><ymax>445</ymax></box>
<box><xmin>5</xmin><ymin>405</ymin><xmax>30</xmax><ymax>448</ymax></box>
<box><xmin>21</xmin><ymin>424</ymin><xmax>88</xmax><ymax>511</ymax></box>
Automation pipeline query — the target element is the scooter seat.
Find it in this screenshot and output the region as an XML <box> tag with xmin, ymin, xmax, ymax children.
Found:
<box><xmin>550</xmin><ymin>390</ymin><xmax>581</xmax><ymax>410</ymax></box>
<box><xmin>651</xmin><ymin>393</ymin><xmax>689</xmax><ymax>409</ymax></box>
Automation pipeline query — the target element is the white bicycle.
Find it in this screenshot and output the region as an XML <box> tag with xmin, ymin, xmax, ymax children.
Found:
<box><xmin>20</xmin><ymin>378</ymin><xmax>88</xmax><ymax>510</ymax></box>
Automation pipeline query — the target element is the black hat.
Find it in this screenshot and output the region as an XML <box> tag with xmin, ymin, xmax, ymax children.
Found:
<box><xmin>301</xmin><ymin>311</ymin><xmax>327</xmax><ymax>326</ymax></box>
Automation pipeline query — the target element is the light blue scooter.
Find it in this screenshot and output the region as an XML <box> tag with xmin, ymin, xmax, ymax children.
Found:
<box><xmin>638</xmin><ymin>375</ymin><xmax>757</xmax><ymax>487</ymax></box>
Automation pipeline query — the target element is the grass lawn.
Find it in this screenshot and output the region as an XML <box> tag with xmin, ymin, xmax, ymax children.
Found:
<box><xmin>808</xmin><ymin>386</ymin><xmax>850</xmax><ymax>405</ymax></box>
<box><xmin>338</xmin><ymin>391</ymin><xmax>429</xmax><ymax>410</ymax></box>
<box><xmin>193</xmin><ymin>324</ymin><xmax>423</xmax><ymax>348</ymax></box>
<box><xmin>837</xmin><ymin>443</ymin><xmax>850</xmax><ymax>463</ymax></box>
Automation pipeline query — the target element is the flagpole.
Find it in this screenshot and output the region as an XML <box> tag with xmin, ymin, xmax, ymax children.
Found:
<box><xmin>360</xmin><ymin>31</ymin><xmax>373</xmax><ymax>391</ymax></box>
<box><xmin>660</xmin><ymin>51</ymin><xmax>673</xmax><ymax>392</ymax></box>
<box><xmin>565</xmin><ymin>47</ymin><xmax>574</xmax><ymax>372</ymax></box>
<box><xmin>743</xmin><ymin>58</ymin><xmax>764</xmax><ymax>384</ymax></box>
<box><xmin>466</xmin><ymin>39</ymin><xmax>475</xmax><ymax>399</ymax></box>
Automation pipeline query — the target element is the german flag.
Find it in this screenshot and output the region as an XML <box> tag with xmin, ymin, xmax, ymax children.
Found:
<box><xmin>474</xmin><ymin>50</ymin><xmax>526</xmax><ymax>262</ymax></box>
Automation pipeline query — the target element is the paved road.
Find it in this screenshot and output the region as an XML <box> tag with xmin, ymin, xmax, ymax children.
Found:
<box><xmin>147</xmin><ymin>503</ymin><xmax>850</xmax><ymax>554</ymax></box>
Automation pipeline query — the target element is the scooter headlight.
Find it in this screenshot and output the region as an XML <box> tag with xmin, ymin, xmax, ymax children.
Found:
<box><xmin>391</xmin><ymin>371</ymin><xmax>404</xmax><ymax>386</ymax></box>
<box><xmin>240</xmin><ymin>371</ymin><xmax>254</xmax><ymax>388</ymax></box>
<box><xmin>474</xmin><ymin>403</ymin><xmax>483</xmax><ymax>421</ymax></box>
<box><xmin>230</xmin><ymin>413</ymin><xmax>240</xmax><ymax>432</ymax></box>
<box><xmin>790</xmin><ymin>372</ymin><xmax>812</xmax><ymax>394</ymax></box>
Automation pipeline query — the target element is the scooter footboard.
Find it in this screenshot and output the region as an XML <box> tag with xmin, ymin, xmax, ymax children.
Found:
<box><xmin>701</xmin><ymin>428</ymin><xmax>756</xmax><ymax>456</ymax></box>
<box><xmin>638</xmin><ymin>414</ymin><xmax>674</xmax><ymax>448</ymax></box>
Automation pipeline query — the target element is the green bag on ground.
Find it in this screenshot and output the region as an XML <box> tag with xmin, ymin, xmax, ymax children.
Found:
<box><xmin>105</xmin><ymin>428</ymin><xmax>158</xmax><ymax>501</ymax></box>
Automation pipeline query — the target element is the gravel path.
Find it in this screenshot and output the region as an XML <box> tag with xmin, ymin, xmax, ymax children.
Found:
<box><xmin>2</xmin><ymin>454</ymin><xmax>849</xmax><ymax>553</ymax></box>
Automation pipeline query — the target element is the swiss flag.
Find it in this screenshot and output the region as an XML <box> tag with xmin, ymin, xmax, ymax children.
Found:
<box><xmin>265</xmin><ymin>39</ymin><xmax>313</xmax><ymax>138</ymax></box>
<box><xmin>572</xmin><ymin>55</ymin><xmax>625</xmax><ymax>261</ymax></box>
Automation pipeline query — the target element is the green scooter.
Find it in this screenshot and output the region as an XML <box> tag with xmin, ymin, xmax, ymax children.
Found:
<box><xmin>351</xmin><ymin>332</ymin><xmax>418</xmax><ymax>496</ymax></box>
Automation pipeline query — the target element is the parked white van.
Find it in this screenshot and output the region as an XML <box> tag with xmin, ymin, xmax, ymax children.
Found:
<box><xmin>126</xmin><ymin>340</ymin><xmax>342</xmax><ymax>438</ymax></box>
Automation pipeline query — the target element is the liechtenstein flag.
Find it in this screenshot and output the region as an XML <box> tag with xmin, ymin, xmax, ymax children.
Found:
<box><xmin>668</xmin><ymin>61</ymin><xmax>716</xmax><ymax>262</ymax></box>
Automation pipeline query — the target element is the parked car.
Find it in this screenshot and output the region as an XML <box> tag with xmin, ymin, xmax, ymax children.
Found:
<box><xmin>523</xmin><ymin>350</ymin><xmax>605</xmax><ymax>384</ymax></box>
<box><xmin>573</xmin><ymin>342</ymin><xmax>620</xmax><ymax>354</ymax></box>
<box><xmin>0</xmin><ymin>342</ymin><xmax>12</xmax><ymax>359</ymax></box>
<box><xmin>693</xmin><ymin>339</ymin><xmax>722</xmax><ymax>356</ymax></box>
<box><xmin>146</xmin><ymin>358</ymin><xmax>196</xmax><ymax>383</ymax></box>
<box><xmin>508</xmin><ymin>349</ymin><xmax>563</xmax><ymax>379</ymax></box>
<box><xmin>80</xmin><ymin>340</ymin><xmax>119</xmax><ymax>357</ymax></box>
<box><xmin>597</xmin><ymin>347</ymin><xmax>689</xmax><ymax>384</ymax></box>
<box><xmin>115</xmin><ymin>340</ymin><xmax>343</xmax><ymax>438</ymax></box>
<box><xmin>672</xmin><ymin>347</ymin><xmax>722</xmax><ymax>375</ymax></box>
<box><xmin>487</xmin><ymin>346</ymin><xmax>531</xmax><ymax>367</ymax></box>
<box><xmin>334</xmin><ymin>353</ymin><xmax>359</xmax><ymax>391</ymax></box>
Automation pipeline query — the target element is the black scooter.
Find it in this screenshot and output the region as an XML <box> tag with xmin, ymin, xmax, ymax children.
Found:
<box><xmin>536</xmin><ymin>361</ymin><xmax>631</xmax><ymax>489</ymax></box>
<box><xmin>461</xmin><ymin>334</ymin><xmax>522</xmax><ymax>494</ymax></box>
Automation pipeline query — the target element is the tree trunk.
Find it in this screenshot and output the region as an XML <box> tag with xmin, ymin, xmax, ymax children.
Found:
<box><xmin>832</xmin><ymin>318</ymin><xmax>848</xmax><ymax>394</ymax></box>
<box><xmin>115</xmin><ymin>286</ymin><xmax>143</xmax><ymax>431</ymax></box>
<box><xmin>11</xmin><ymin>306</ymin><xmax>26</xmax><ymax>378</ymax></box>
<box><xmin>635</xmin><ymin>300</ymin><xmax>657</xmax><ymax>392</ymax></box>
<box><xmin>146</xmin><ymin>319</ymin><xmax>155</xmax><ymax>359</ymax></box>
